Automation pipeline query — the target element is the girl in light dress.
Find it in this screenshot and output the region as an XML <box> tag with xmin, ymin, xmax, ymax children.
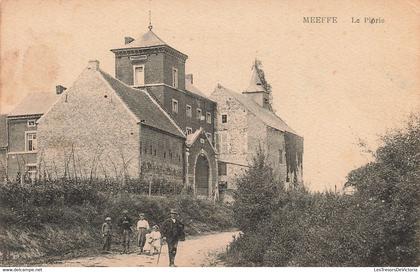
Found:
<box><xmin>144</xmin><ymin>225</ymin><xmax>162</xmax><ymax>255</ymax></box>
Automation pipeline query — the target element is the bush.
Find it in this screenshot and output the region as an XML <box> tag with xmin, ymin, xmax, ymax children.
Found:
<box><xmin>226</xmin><ymin>114</ymin><xmax>420</xmax><ymax>267</ymax></box>
<box><xmin>0</xmin><ymin>179</ymin><xmax>234</xmax><ymax>263</ymax></box>
<box><xmin>233</xmin><ymin>149</ymin><xmax>279</xmax><ymax>232</ymax></box>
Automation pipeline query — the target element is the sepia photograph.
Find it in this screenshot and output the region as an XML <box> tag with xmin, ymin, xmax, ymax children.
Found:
<box><xmin>0</xmin><ymin>0</ymin><xmax>419</xmax><ymax>270</ymax></box>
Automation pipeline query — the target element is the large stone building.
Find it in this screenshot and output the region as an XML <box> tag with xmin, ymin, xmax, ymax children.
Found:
<box><xmin>0</xmin><ymin>26</ymin><xmax>303</xmax><ymax>200</ymax></box>
<box><xmin>211</xmin><ymin>64</ymin><xmax>303</xmax><ymax>199</ymax></box>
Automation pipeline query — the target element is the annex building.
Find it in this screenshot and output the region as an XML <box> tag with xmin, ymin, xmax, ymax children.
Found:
<box><xmin>0</xmin><ymin>26</ymin><xmax>303</xmax><ymax>200</ymax></box>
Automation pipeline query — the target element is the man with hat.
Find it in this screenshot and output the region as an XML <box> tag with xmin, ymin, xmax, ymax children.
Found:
<box><xmin>119</xmin><ymin>210</ymin><xmax>133</xmax><ymax>254</ymax></box>
<box><xmin>160</xmin><ymin>209</ymin><xmax>185</xmax><ymax>267</ymax></box>
<box><xmin>101</xmin><ymin>216</ymin><xmax>113</xmax><ymax>252</ymax></box>
<box><xmin>136</xmin><ymin>212</ymin><xmax>150</xmax><ymax>254</ymax></box>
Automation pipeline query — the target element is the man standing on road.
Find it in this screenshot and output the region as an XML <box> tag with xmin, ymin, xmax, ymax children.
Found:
<box><xmin>136</xmin><ymin>212</ymin><xmax>150</xmax><ymax>254</ymax></box>
<box><xmin>160</xmin><ymin>209</ymin><xmax>185</xmax><ymax>267</ymax></box>
<box><xmin>119</xmin><ymin>210</ymin><xmax>133</xmax><ymax>254</ymax></box>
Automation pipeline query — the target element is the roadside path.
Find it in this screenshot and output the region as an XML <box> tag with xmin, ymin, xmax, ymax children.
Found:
<box><xmin>51</xmin><ymin>231</ymin><xmax>238</xmax><ymax>267</ymax></box>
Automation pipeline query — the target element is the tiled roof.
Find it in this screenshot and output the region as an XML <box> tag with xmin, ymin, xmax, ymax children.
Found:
<box><xmin>185</xmin><ymin>127</ymin><xmax>217</xmax><ymax>153</ymax></box>
<box><xmin>186</xmin><ymin>127</ymin><xmax>203</xmax><ymax>146</ymax></box>
<box><xmin>121</xmin><ymin>30</ymin><xmax>167</xmax><ymax>49</ymax></box>
<box><xmin>215</xmin><ymin>85</ymin><xmax>299</xmax><ymax>136</ymax></box>
<box><xmin>0</xmin><ymin>114</ymin><xmax>7</xmax><ymax>148</ymax></box>
<box><xmin>8</xmin><ymin>92</ymin><xmax>58</xmax><ymax>117</ymax></box>
<box><xmin>185</xmin><ymin>80</ymin><xmax>207</xmax><ymax>98</ymax></box>
<box><xmin>99</xmin><ymin>70</ymin><xmax>185</xmax><ymax>138</ymax></box>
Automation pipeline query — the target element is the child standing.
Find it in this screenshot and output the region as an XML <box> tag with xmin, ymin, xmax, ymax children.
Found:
<box><xmin>144</xmin><ymin>225</ymin><xmax>162</xmax><ymax>255</ymax></box>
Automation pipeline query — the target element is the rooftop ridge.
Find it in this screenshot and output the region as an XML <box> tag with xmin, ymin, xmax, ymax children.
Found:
<box><xmin>215</xmin><ymin>84</ymin><xmax>300</xmax><ymax>136</ymax></box>
<box><xmin>97</xmin><ymin>68</ymin><xmax>185</xmax><ymax>138</ymax></box>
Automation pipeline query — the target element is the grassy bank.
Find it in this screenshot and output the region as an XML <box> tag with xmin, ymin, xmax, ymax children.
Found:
<box><xmin>0</xmin><ymin>179</ymin><xmax>234</xmax><ymax>264</ymax></box>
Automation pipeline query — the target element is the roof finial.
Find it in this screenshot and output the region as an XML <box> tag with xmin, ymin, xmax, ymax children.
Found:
<box><xmin>148</xmin><ymin>0</ymin><xmax>153</xmax><ymax>31</ymax></box>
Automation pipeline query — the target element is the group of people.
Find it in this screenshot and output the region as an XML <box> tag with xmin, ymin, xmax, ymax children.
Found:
<box><xmin>101</xmin><ymin>208</ymin><xmax>185</xmax><ymax>267</ymax></box>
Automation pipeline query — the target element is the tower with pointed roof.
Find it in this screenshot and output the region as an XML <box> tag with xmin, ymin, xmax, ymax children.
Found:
<box><xmin>210</xmin><ymin>60</ymin><xmax>303</xmax><ymax>199</ymax></box>
<box><xmin>110</xmin><ymin>26</ymin><xmax>219</xmax><ymax>198</ymax></box>
<box><xmin>110</xmin><ymin>26</ymin><xmax>188</xmax><ymax>101</ymax></box>
<box><xmin>242</xmin><ymin>60</ymin><xmax>273</xmax><ymax>111</ymax></box>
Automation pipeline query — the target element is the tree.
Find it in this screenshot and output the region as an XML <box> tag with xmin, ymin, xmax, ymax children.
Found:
<box><xmin>346</xmin><ymin>114</ymin><xmax>420</xmax><ymax>266</ymax></box>
<box><xmin>233</xmin><ymin>150</ymin><xmax>280</xmax><ymax>233</ymax></box>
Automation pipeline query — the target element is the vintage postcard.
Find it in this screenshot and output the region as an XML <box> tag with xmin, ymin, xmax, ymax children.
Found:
<box><xmin>0</xmin><ymin>0</ymin><xmax>418</xmax><ymax>270</ymax></box>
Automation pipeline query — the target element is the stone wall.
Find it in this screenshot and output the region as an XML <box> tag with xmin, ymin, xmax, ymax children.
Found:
<box><xmin>163</xmin><ymin>53</ymin><xmax>186</xmax><ymax>90</ymax></box>
<box><xmin>210</xmin><ymin>88</ymin><xmax>248</xmax><ymax>165</ymax></box>
<box><xmin>266</xmin><ymin>127</ymin><xmax>287</xmax><ymax>184</ymax></box>
<box><xmin>246</xmin><ymin>112</ymin><xmax>268</xmax><ymax>161</ymax></box>
<box><xmin>115</xmin><ymin>52</ymin><xmax>164</xmax><ymax>86</ymax></box>
<box><xmin>6</xmin><ymin>117</ymin><xmax>40</xmax><ymax>180</ymax></box>
<box><xmin>140</xmin><ymin>125</ymin><xmax>184</xmax><ymax>183</ymax></box>
<box><xmin>37</xmin><ymin>67</ymin><xmax>141</xmax><ymax>180</ymax></box>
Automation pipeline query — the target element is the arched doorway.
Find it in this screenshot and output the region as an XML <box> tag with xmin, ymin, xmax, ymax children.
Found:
<box><xmin>195</xmin><ymin>153</ymin><xmax>209</xmax><ymax>196</ymax></box>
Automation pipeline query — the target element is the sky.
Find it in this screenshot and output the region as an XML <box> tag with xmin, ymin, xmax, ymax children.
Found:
<box><xmin>1</xmin><ymin>0</ymin><xmax>419</xmax><ymax>191</ymax></box>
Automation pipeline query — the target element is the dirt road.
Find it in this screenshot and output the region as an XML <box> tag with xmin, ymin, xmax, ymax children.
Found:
<box><xmin>51</xmin><ymin>231</ymin><xmax>238</xmax><ymax>267</ymax></box>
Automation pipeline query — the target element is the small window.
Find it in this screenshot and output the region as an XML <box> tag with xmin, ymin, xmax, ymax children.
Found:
<box><xmin>186</xmin><ymin>127</ymin><xmax>193</xmax><ymax>135</ymax></box>
<box><xmin>172</xmin><ymin>67</ymin><xmax>178</xmax><ymax>88</ymax></box>
<box><xmin>196</xmin><ymin>108</ymin><xmax>202</xmax><ymax>120</ymax></box>
<box><xmin>186</xmin><ymin>105</ymin><xmax>192</xmax><ymax>118</ymax></box>
<box><xmin>133</xmin><ymin>65</ymin><xmax>145</xmax><ymax>86</ymax></box>
<box><xmin>150</xmin><ymin>145</ymin><xmax>153</xmax><ymax>155</ymax></box>
<box><xmin>218</xmin><ymin>162</ymin><xmax>227</xmax><ymax>176</ymax></box>
<box><xmin>172</xmin><ymin>99</ymin><xmax>178</xmax><ymax>113</ymax></box>
<box><xmin>25</xmin><ymin>132</ymin><xmax>37</xmax><ymax>152</ymax></box>
<box><xmin>27</xmin><ymin>120</ymin><xmax>36</xmax><ymax>127</ymax></box>
<box><xmin>206</xmin><ymin>112</ymin><xmax>212</xmax><ymax>124</ymax></box>
<box><xmin>222</xmin><ymin>114</ymin><xmax>227</xmax><ymax>123</ymax></box>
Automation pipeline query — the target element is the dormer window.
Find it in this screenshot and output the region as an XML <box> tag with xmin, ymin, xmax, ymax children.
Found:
<box><xmin>133</xmin><ymin>65</ymin><xmax>145</xmax><ymax>86</ymax></box>
<box><xmin>172</xmin><ymin>67</ymin><xmax>178</xmax><ymax>88</ymax></box>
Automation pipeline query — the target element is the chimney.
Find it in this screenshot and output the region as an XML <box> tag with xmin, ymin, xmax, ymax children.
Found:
<box><xmin>186</xmin><ymin>74</ymin><xmax>193</xmax><ymax>84</ymax></box>
<box><xmin>56</xmin><ymin>85</ymin><xmax>67</xmax><ymax>95</ymax></box>
<box><xmin>87</xmin><ymin>60</ymin><xmax>99</xmax><ymax>71</ymax></box>
<box><xmin>125</xmin><ymin>36</ymin><xmax>135</xmax><ymax>45</ymax></box>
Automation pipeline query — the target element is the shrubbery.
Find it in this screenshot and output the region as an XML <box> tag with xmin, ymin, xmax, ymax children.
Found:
<box><xmin>227</xmin><ymin>114</ymin><xmax>419</xmax><ymax>267</ymax></box>
<box><xmin>0</xmin><ymin>178</ymin><xmax>233</xmax><ymax>262</ymax></box>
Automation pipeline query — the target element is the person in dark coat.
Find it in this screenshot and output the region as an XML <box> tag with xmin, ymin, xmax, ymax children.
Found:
<box><xmin>101</xmin><ymin>217</ymin><xmax>112</xmax><ymax>252</ymax></box>
<box><xmin>119</xmin><ymin>210</ymin><xmax>133</xmax><ymax>254</ymax></box>
<box><xmin>160</xmin><ymin>209</ymin><xmax>185</xmax><ymax>267</ymax></box>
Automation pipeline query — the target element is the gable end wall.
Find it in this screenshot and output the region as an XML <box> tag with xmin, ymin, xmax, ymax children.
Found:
<box><xmin>37</xmin><ymin>70</ymin><xmax>141</xmax><ymax>180</ymax></box>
